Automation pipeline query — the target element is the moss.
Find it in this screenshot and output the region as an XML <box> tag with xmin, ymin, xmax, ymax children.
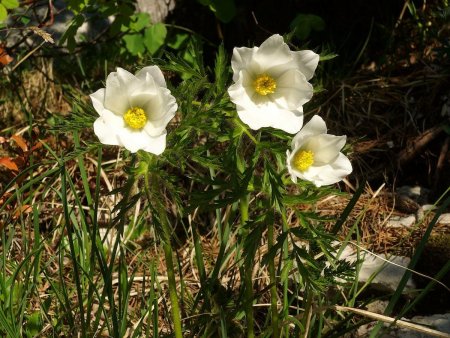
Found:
<box><xmin>413</xmin><ymin>233</ymin><xmax>450</xmax><ymax>314</ymax></box>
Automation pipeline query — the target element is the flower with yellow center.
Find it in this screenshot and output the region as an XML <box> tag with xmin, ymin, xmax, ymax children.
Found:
<box><xmin>90</xmin><ymin>66</ymin><xmax>177</xmax><ymax>154</ymax></box>
<box><xmin>253</xmin><ymin>74</ymin><xmax>277</xmax><ymax>96</ymax></box>
<box><xmin>228</xmin><ymin>34</ymin><xmax>320</xmax><ymax>133</ymax></box>
<box><xmin>286</xmin><ymin>116</ymin><xmax>352</xmax><ymax>187</ymax></box>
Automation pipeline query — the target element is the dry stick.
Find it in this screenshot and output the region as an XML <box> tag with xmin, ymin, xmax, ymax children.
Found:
<box><xmin>397</xmin><ymin>125</ymin><xmax>442</xmax><ymax>165</ymax></box>
<box><xmin>11</xmin><ymin>41</ymin><xmax>46</xmax><ymax>72</ymax></box>
<box><xmin>433</xmin><ymin>136</ymin><xmax>450</xmax><ymax>193</ymax></box>
<box><xmin>333</xmin><ymin>305</ymin><xmax>450</xmax><ymax>338</ymax></box>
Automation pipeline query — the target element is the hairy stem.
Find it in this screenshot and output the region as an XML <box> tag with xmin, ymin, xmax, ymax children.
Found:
<box><xmin>240</xmin><ymin>194</ymin><xmax>255</xmax><ymax>338</ymax></box>
<box><xmin>268</xmin><ymin>218</ymin><xmax>280</xmax><ymax>338</ymax></box>
<box><xmin>144</xmin><ymin>168</ymin><xmax>183</xmax><ymax>338</ymax></box>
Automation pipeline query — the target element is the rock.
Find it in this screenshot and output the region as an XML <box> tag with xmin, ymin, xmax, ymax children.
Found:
<box><xmin>366</xmin><ymin>300</ymin><xmax>389</xmax><ymax>314</ymax></box>
<box><xmin>337</xmin><ymin>244</ymin><xmax>416</xmax><ymax>293</ymax></box>
<box><xmin>136</xmin><ymin>0</ymin><xmax>176</xmax><ymax>23</ymax></box>
<box><xmin>357</xmin><ymin>254</ymin><xmax>416</xmax><ymax>292</ymax></box>
<box><xmin>396</xmin><ymin>185</ymin><xmax>430</xmax><ymax>205</ymax></box>
<box><xmin>438</xmin><ymin>213</ymin><xmax>450</xmax><ymax>225</ymax></box>
<box><xmin>398</xmin><ymin>313</ymin><xmax>450</xmax><ymax>336</ymax></box>
<box><xmin>356</xmin><ymin>313</ymin><xmax>450</xmax><ymax>337</ymax></box>
<box><xmin>386</xmin><ymin>215</ymin><xmax>416</xmax><ymax>228</ymax></box>
<box><xmin>421</xmin><ymin>204</ymin><xmax>437</xmax><ymax>212</ymax></box>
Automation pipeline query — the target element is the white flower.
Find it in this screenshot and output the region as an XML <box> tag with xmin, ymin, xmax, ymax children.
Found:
<box><xmin>90</xmin><ymin>66</ymin><xmax>177</xmax><ymax>154</ymax></box>
<box><xmin>227</xmin><ymin>34</ymin><xmax>319</xmax><ymax>134</ymax></box>
<box><xmin>286</xmin><ymin>115</ymin><xmax>352</xmax><ymax>187</ymax></box>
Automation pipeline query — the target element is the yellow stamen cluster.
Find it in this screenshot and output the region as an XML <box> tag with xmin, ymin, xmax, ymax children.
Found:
<box><xmin>123</xmin><ymin>107</ymin><xmax>147</xmax><ymax>130</ymax></box>
<box><xmin>293</xmin><ymin>150</ymin><xmax>314</xmax><ymax>172</ymax></box>
<box><xmin>253</xmin><ymin>74</ymin><xmax>277</xmax><ymax>95</ymax></box>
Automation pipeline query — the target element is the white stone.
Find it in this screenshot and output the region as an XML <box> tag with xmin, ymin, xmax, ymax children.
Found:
<box><xmin>437</xmin><ymin>213</ymin><xmax>450</xmax><ymax>225</ymax></box>
<box><xmin>397</xmin><ymin>186</ymin><xmax>423</xmax><ymax>198</ymax></box>
<box><xmin>357</xmin><ymin>253</ymin><xmax>416</xmax><ymax>292</ymax></box>
<box><xmin>366</xmin><ymin>300</ymin><xmax>389</xmax><ymax>314</ymax></box>
<box><xmin>292</xmin><ymin>242</ymin><xmax>416</xmax><ymax>293</ymax></box>
<box><xmin>396</xmin><ymin>186</ymin><xmax>430</xmax><ymax>204</ymax></box>
<box><xmin>386</xmin><ymin>215</ymin><xmax>416</xmax><ymax>228</ymax></box>
<box><xmin>356</xmin><ymin>313</ymin><xmax>450</xmax><ymax>337</ymax></box>
<box><xmin>421</xmin><ymin>204</ymin><xmax>437</xmax><ymax>212</ymax></box>
<box><xmin>332</xmin><ymin>243</ymin><xmax>415</xmax><ymax>292</ymax></box>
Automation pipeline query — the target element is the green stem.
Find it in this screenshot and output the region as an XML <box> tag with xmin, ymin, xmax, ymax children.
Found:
<box><xmin>144</xmin><ymin>169</ymin><xmax>183</xmax><ymax>338</ymax></box>
<box><xmin>267</xmin><ymin>218</ymin><xmax>280</xmax><ymax>338</ymax></box>
<box><xmin>233</xmin><ymin>118</ymin><xmax>259</xmax><ymax>145</ymax></box>
<box><xmin>281</xmin><ymin>210</ymin><xmax>290</xmax><ymax>337</ymax></box>
<box><xmin>240</xmin><ymin>194</ymin><xmax>255</xmax><ymax>338</ymax></box>
<box><xmin>161</xmin><ymin>240</ymin><xmax>183</xmax><ymax>338</ymax></box>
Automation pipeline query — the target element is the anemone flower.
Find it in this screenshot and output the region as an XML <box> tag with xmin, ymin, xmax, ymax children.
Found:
<box><xmin>228</xmin><ymin>34</ymin><xmax>319</xmax><ymax>134</ymax></box>
<box><xmin>90</xmin><ymin>66</ymin><xmax>177</xmax><ymax>154</ymax></box>
<box><xmin>286</xmin><ymin>115</ymin><xmax>352</xmax><ymax>187</ymax></box>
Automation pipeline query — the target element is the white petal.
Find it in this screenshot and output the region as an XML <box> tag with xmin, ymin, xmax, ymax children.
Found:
<box><xmin>271</xmin><ymin>70</ymin><xmax>313</xmax><ymax>109</ymax></box>
<box><xmin>293</xmin><ymin>50</ymin><xmax>319</xmax><ymax>81</ymax></box>
<box><xmin>286</xmin><ymin>150</ymin><xmax>299</xmax><ymax>183</ymax></box>
<box><xmin>330</xmin><ymin>153</ymin><xmax>352</xmax><ymax>176</ymax></box>
<box><xmin>93</xmin><ymin>118</ymin><xmax>120</xmax><ymax>145</ymax></box>
<box><xmin>291</xmin><ymin>115</ymin><xmax>327</xmax><ymax>149</ymax></box>
<box><xmin>130</xmin><ymin>91</ymin><xmax>162</xmax><ymax>118</ymax></box>
<box><xmin>302</xmin><ymin>153</ymin><xmax>352</xmax><ymax>187</ymax></box>
<box><xmin>254</xmin><ymin>35</ymin><xmax>293</xmax><ymax>69</ymax></box>
<box><xmin>116</xmin><ymin>67</ymin><xmax>139</xmax><ymax>89</ymax></box>
<box><xmin>104</xmin><ymin>70</ymin><xmax>130</xmax><ymax>115</ymax></box>
<box><xmin>128</xmin><ymin>75</ymin><xmax>157</xmax><ymax>99</ymax></box>
<box><xmin>117</xmin><ymin>129</ymin><xmax>153</xmax><ymax>153</ymax></box>
<box><xmin>231</xmin><ymin>47</ymin><xmax>257</xmax><ymax>81</ymax></box>
<box><xmin>100</xmin><ymin>108</ymin><xmax>125</xmax><ymax>128</ymax></box>
<box><xmin>143</xmin><ymin>101</ymin><xmax>177</xmax><ymax>136</ymax></box>
<box><xmin>237</xmin><ymin>102</ymin><xmax>303</xmax><ymax>134</ymax></box>
<box><xmin>142</xmin><ymin>131</ymin><xmax>167</xmax><ymax>155</ymax></box>
<box><xmin>307</xmin><ymin>134</ymin><xmax>346</xmax><ymax>164</ymax></box>
<box><xmin>135</xmin><ymin>66</ymin><xmax>166</xmax><ymax>88</ymax></box>
<box><xmin>90</xmin><ymin>88</ymin><xmax>106</xmax><ymax>115</ymax></box>
<box><xmin>301</xmin><ymin>165</ymin><xmax>334</xmax><ymax>187</ymax></box>
<box><xmin>228</xmin><ymin>77</ymin><xmax>258</xmax><ymax>111</ymax></box>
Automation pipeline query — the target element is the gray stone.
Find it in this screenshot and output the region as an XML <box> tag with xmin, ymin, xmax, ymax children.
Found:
<box><xmin>386</xmin><ymin>215</ymin><xmax>416</xmax><ymax>228</ymax></box>
<box><xmin>437</xmin><ymin>213</ymin><xmax>450</xmax><ymax>225</ymax></box>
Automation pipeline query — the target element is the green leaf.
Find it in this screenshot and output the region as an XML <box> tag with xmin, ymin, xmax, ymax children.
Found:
<box><xmin>25</xmin><ymin>312</ymin><xmax>42</xmax><ymax>337</ymax></box>
<box><xmin>144</xmin><ymin>23</ymin><xmax>167</xmax><ymax>54</ymax></box>
<box><xmin>0</xmin><ymin>4</ymin><xmax>7</xmax><ymax>21</ymax></box>
<box><xmin>209</xmin><ymin>0</ymin><xmax>236</xmax><ymax>23</ymax></box>
<box><xmin>443</xmin><ymin>123</ymin><xmax>450</xmax><ymax>135</ymax></box>
<box><xmin>290</xmin><ymin>13</ymin><xmax>325</xmax><ymax>40</ymax></box>
<box><xmin>20</xmin><ymin>15</ymin><xmax>30</xmax><ymax>25</ymax></box>
<box><xmin>319</xmin><ymin>52</ymin><xmax>338</xmax><ymax>61</ymax></box>
<box><xmin>129</xmin><ymin>12</ymin><xmax>150</xmax><ymax>32</ymax></box>
<box><xmin>167</xmin><ymin>33</ymin><xmax>189</xmax><ymax>49</ymax></box>
<box><xmin>2</xmin><ymin>0</ymin><xmax>19</xmax><ymax>10</ymax></box>
<box><xmin>123</xmin><ymin>33</ymin><xmax>145</xmax><ymax>55</ymax></box>
<box><xmin>59</xmin><ymin>14</ymin><xmax>84</xmax><ymax>51</ymax></box>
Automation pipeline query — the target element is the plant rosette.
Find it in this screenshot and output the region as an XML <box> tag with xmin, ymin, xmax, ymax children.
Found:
<box><xmin>90</xmin><ymin>66</ymin><xmax>177</xmax><ymax>154</ymax></box>
<box><xmin>286</xmin><ymin>115</ymin><xmax>352</xmax><ymax>187</ymax></box>
<box><xmin>227</xmin><ymin>34</ymin><xmax>319</xmax><ymax>134</ymax></box>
